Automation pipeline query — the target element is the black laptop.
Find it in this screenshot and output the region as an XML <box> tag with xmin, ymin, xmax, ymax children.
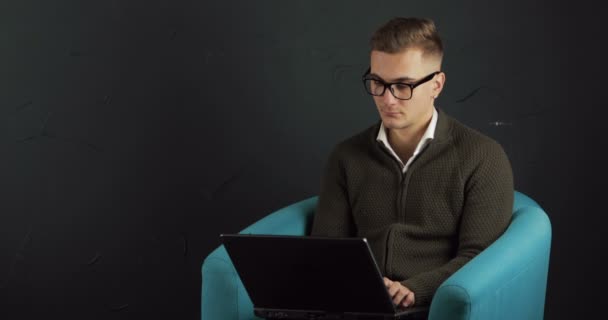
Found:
<box><xmin>220</xmin><ymin>234</ymin><xmax>429</xmax><ymax>319</ymax></box>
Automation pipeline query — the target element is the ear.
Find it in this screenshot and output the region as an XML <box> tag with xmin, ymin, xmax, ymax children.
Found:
<box><xmin>432</xmin><ymin>72</ymin><xmax>446</xmax><ymax>98</ymax></box>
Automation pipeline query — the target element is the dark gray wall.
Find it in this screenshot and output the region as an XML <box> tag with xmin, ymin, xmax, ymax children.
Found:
<box><xmin>1</xmin><ymin>0</ymin><xmax>605</xmax><ymax>319</ymax></box>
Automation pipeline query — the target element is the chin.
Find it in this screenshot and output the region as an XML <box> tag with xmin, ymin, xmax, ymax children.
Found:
<box><xmin>382</xmin><ymin>117</ymin><xmax>408</xmax><ymax>130</ymax></box>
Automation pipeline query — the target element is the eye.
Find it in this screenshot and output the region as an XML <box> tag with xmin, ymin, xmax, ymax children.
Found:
<box><xmin>394</xmin><ymin>84</ymin><xmax>410</xmax><ymax>91</ymax></box>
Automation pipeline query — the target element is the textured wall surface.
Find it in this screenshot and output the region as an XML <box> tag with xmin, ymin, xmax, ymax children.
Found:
<box><xmin>1</xmin><ymin>0</ymin><xmax>606</xmax><ymax>319</ymax></box>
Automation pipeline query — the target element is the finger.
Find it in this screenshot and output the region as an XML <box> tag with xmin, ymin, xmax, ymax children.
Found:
<box><xmin>383</xmin><ymin>277</ymin><xmax>392</xmax><ymax>287</ymax></box>
<box><xmin>402</xmin><ymin>291</ymin><xmax>415</xmax><ymax>308</ymax></box>
<box><xmin>393</xmin><ymin>288</ymin><xmax>408</xmax><ymax>305</ymax></box>
<box><xmin>387</xmin><ymin>283</ymin><xmax>401</xmax><ymax>297</ymax></box>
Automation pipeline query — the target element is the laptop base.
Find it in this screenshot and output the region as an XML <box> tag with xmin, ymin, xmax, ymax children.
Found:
<box><xmin>255</xmin><ymin>306</ymin><xmax>429</xmax><ymax>319</ymax></box>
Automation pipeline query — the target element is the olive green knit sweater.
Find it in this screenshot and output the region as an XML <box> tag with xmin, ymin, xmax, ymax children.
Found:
<box><xmin>311</xmin><ymin>108</ymin><xmax>514</xmax><ymax>306</ymax></box>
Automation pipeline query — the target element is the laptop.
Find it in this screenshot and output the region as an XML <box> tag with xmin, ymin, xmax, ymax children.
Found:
<box><xmin>220</xmin><ymin>234</ymin><xmax>429</xmax><ymax>319</ymax></box>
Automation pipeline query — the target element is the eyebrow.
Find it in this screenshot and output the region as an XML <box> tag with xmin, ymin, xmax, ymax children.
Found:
<box><xmin>368</xmin><ymin>73</ymin><xmax>417</xmax><ymax>82</ymax></box>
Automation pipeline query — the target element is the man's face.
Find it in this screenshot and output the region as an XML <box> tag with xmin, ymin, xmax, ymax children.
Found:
<box><xmin>369</xmin><ymin>49</ymin><xmax>444</xmax><ymax>132</ymax></box>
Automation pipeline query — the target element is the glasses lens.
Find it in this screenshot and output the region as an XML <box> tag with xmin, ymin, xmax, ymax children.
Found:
<box><xmin>390</xmin><ymin>83</ymin><xmax>412</xmax><ymax>100</ymax></box>
<box><xmin>364</xmin><ymin>79</ymin><xmax>412</xmax><ymax>100</ymax></box>
<box><xmin>364</xmin><ymin>79</ymin><xmax>385</xmax><ymax>96</ymax></box>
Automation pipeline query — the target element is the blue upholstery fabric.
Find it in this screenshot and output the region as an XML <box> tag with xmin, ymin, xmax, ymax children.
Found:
<box><xmin>201</xmin><ymin>192</ymin><xmax>551</xmax><ymax>320</ymax></box>
<box><xmin>428</xmin><ymin>192</ymin><xmax>551</xmax><ymax>320</ymax></box>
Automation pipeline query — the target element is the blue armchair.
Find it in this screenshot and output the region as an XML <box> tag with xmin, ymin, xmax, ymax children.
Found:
<box><xmin>201</xmin><ymin>191</ymin><xmax>551</xmax><ymax>320</ymax></box>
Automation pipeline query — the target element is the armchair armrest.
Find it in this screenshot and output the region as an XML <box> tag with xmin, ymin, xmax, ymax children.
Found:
<box><xmin>201</xmin><ymin>196</ymin><xmax>318</xmax><ymax>320</ymax></box>
<box><xmin>428</xmin><ymin>203</ymin><xmax>552</xmax><ymax>320</ymax></box>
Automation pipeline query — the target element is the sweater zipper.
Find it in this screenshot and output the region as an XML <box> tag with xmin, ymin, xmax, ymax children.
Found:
<box><xmin>399</xmin><ymin>143</ymin><xmax>432</xmax><ymax>222</ymax></box>
<box><xmin>400</xmin><ymin>171</ymin><xmax>408</xmax><ymax>223</ymax></box>
<box><xmin>378</xmin><ymin>143</ymin><xmax>404</xmax><ymax>276</ymax></box>
<box><xmin>390</xmin><ymin>154</ymin><xmax>409</xmax><ymax>223</ymax></box>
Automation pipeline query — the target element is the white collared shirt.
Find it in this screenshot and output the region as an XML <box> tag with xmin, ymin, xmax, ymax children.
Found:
<box><xmin>376</xmin><ymin>108</ymin><xmax>438</xmax><ymax>173</ymax></box>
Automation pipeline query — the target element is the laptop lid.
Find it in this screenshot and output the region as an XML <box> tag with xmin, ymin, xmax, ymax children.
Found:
<box><xmin>220</xmin><ymin>234</ymin><xmax>400</xmax><ymax>317</ymax></box>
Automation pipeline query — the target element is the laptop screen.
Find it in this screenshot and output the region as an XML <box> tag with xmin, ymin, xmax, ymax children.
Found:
<box><xmin>220</xmin><ymin>234</ymin><xmax>397</xmax><ymax>315</ymax></box>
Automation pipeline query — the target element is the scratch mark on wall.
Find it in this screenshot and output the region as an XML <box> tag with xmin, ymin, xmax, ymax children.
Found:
<box><xmin>455</xmin><ymin>86</ymin><xmax>550</xmax><ymax>126</ymax></box>
<box><xmin>1</xmin><ymin>226</ymin><xmax>33</xmax><ymax>289</ymax></box>
<box><xmin>203</xmin><ymin>167</ymin><xmax>247</xmax><ymax>200</ymax></box>
<box><xmin>40</xmin><ymin>111</ymin><xmax>52</xmax><ymax>134</ymax></box>
<box><xmin>181</xmin><ymin>233</ymin><xmax>188</xmax><ymax>257</ymax></box>
<box><xmin>17</xmin><ymin>136</ymin><xmax>36</xmax><ymax>142</ymax></box>
<box><xmin>16</xmin><ymin>111</ymin><xmax>104</xmax><ymax>152</ymax></box>
<box><xmin>213</xmin><ymin>172</ymin><xmax>241</xmax><ymax>196</ymax></box>
<box><xmin>455</xmin><ymin>86</ymin><xmax>507</xmax><ymax>103</ymax></box>
<box><xmin>205</xmin><ymin>51</ymin><xmax>226</xmax><ymax>65</ymax></box>
<box><xmin>109</xmin><ymin>303</ymin><xmax>129</xmax><ymax>312</ymax></box>
<box><xmin>86</xmin><ymin>252</ymin><xmax>102</xmax><ymax>266</ymax></box>
<box><xmin>15</xmin><ymin>100</ymin><xmax>33</xmax><ymax>111</ymax></box>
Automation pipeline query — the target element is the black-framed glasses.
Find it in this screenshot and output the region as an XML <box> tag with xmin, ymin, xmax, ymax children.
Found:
<box><xmin>362</xmin><ymin>68</ymin><xmax>440</xmax><ymax>100</ymax></box>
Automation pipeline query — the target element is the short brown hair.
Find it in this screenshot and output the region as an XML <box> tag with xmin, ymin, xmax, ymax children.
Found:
<box><xmin>370</xmin><ymin>17</ymin><xmax>443</xmax><ymax>60</ymax></box>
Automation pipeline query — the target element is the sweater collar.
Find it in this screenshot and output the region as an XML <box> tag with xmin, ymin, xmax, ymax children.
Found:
<box><xmin>433</xmin><ymin>107</ymin><xmax>452</xmax><ymax>143</ymax></box>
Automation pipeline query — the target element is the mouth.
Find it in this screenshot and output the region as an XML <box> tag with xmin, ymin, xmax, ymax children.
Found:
<box><xmin>382</xmin><ymin>111</ymin><xmax>402</xmax><ymax>117</ymax></box>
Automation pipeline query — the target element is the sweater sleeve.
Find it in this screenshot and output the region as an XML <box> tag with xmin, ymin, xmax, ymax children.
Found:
<box><xmin>402</xmin><ymin>141</ymin><xmax>514</xmax><ymax>306</ymax></box>
<box><xmin>311</xmin><ymin>146</ymin><xmax>356</xmax><ymax>237</ymax></box>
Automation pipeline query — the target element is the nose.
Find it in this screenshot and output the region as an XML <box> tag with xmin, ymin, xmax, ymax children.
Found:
<box><xmin>378</xmin><ymin>87</ymin><xmax>398</xmax><ymax>105</ymax></box>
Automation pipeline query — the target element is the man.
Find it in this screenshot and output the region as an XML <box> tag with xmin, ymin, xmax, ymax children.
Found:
<box><xmin>311</xmin><ymin>17</ymin><xmax>513</xmax><ymax>309</ymax></box>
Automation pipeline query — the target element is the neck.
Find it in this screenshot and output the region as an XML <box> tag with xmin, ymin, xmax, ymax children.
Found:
<box><xmin>388</xmin><ymin>127</ymin><xmax>422</xmax><ymax>152</ymax></box>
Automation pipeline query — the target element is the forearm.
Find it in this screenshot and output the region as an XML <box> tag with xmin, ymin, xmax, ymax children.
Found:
<box><xmin>404</xmin><ymin>141</ymin><xmax>514</xmax><ymax>306</ymax></box>
<box><xmin>401</xmin><ymin>255</ymin><xmax>471</xmax><ymax>306</ymax></box>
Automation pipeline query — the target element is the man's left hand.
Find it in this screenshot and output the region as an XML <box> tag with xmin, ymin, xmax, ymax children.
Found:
<box><xmin>383</xmin><ymin>277</ymin><xmax>415</xmax><ymax>308</ymax></box>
